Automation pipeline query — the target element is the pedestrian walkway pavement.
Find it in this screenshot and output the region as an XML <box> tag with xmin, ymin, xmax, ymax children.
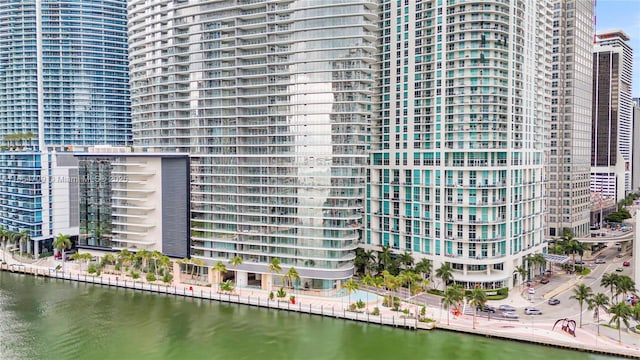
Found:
<box><xmin>2</xmin><ymin>251</ymin><xmax>639</xmax><ymax>358</ymax></box>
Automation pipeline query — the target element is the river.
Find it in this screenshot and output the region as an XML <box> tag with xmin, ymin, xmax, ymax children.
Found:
<box><xmin>0</xmin><ymin>272</ymin><xmax>613</xmax><ymax>360</ymax></box>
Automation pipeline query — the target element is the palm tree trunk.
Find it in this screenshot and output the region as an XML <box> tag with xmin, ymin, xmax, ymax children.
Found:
<box><xmin>473</xmin><ymin>309</ymin><xmax>476</xmax><ymax>330</ymax></box>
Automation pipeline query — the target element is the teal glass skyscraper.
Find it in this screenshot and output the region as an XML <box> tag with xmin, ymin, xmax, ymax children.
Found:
<box><xmin>0</xmin><ymin>0</ymin><xmax>130</xmax><ymax>254</ymax></box>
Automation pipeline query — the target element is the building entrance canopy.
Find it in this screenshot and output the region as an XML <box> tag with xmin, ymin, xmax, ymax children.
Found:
<box><xmin>544</xmin><ymin>254</ymin><xmax>571</xmax><ymax>264</ymax></box>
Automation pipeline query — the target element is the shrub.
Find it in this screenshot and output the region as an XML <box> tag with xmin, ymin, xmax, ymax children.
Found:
<box><xmin>162</xmin><ymin>273</ymin><xmax>173</xmax><ymax>283</ymax></box>
<box><xmin>383</xmin><ymin>295</ymin><xmax>401</xmax><ymax>307</ymax></box>
<box><xmin>349</xmin><ymin>303</ymin><xmax>357</xmax><ymax>311</ymax></box>
<box><xmin>87</xmin><ymin>264</ymin><xmax>97</xmax><ymax>274</ymax></box>
<box><xmin>402</xmin><ymin>308</ymin><xmax>410</xmax><ymax>315</ymax></box>
<box><xmin>356</xmin><ymin>300</ymin><xmax>365</xmax><ymax>309</ymax></box>
<box><xmin>269</xmin><ymin>291</ymin><xmax>275</xmax><ymax>301</ymax></box>
<box><xmin>130</xmin><ymin>271</ymin><xmax>140</xmax><ymax>279</ymax></box>
<box><xmin>146</xmin><ymin>273</ymin><xmax>157</xmax><ymax>282</ymax></box>
<box><xmin>371</xmin><ymin>307</ymin><xmax>380</xmax><ymax>316</ymax></box>
<box><xmin>115</xmin><ymin>264</ymin><xmax>121</xmax><ymax>271</ymax></box>
<box><xmin>421</xmin><ymin>306</ymin><xmax>426</xmax><ymax>316</ymax></box>
<box><xmin>427</xmin><ymin>289</ymin><xmax>444</xmax><ymax>296</ymax></box>
<box><xmin>276</xmin><ymin>287</ymin><xmax>287</xmax><ymax>299</ymax></box>
<box><xmin>419</xmin><ymin>317</ymin><xmax>435</xmax><ymax>323</ymax></box>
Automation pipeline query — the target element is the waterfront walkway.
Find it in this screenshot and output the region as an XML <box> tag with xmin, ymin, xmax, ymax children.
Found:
<box><xmin>2</xmin><ymin>254</ymin><xmax>639</xmax><ymax>359</ymax></box>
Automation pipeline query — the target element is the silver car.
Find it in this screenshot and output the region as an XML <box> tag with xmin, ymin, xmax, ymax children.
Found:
<box><xmin>498</xmin><ymin>305</ymin><xmax>516</xmax><ymax>312</ymax></box>
<box><xmin>503</xmin><ymin>311</ymin><xmax>519</xmax><ymax>319</ymax></box>
<box><xmin>524</xmin><ymin>307</ymin><xmax>542</xmax><ymax>315</ymax></box>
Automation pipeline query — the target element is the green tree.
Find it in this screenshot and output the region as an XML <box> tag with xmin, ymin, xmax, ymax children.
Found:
<box><xmin>219</xmin><ymin>280</ymin><xmax>235</xmax><ymax>294</ymax></box>
<box><xmin>441</xmin><ymin>284</ymin><xmax>464</xmax><ymax>326</ymax></box>
<box><xmin>361</xmin><ymin>274</ymin><xmax>376</xmax><ymax>306</ymax></box>
<box><xmin>377</xmin><ymin>245</ymin><xmax>393</xmax><ymax>274</ymax></box>
<box><xmin>588</xmin><ymin>292</ymin><xmax>610</xmax><ymax>336</ymax></box>
<box><xmin>600</xmin><ymin>273</ymin><xmax>620</xmax><ymax>301</ymax></box>
<box><xmin>230</xmin><ymin>256</ymin><xmax>243</xmax><ymax>281</ymax></box>
<box><xmin>53</xmin><ymin>233</ymin><xmax>72</xmax><ymax>272</ymax></box>
<box><xmin>213</xmin><ymin>261</ymin><xmax>227</xmax><ymax>286</ymax></box>
<box><xmin>343</xmin><ymin>278</ymin><xmax>359</xmax><ymax>309</ymax></box>
<box><xmin>570</xmin><ymin>283</ymin><xmax>593</xmax><ymax>328</ymax></box>
<box><xmin>15</xmin><ymin>229</ymin><xmax>30</xmax><ymax>256</ymax></box>
<box><xmin>466</xmin><ymin>287</ymin><xmax>488</xmax><ymax>329</ymax></box>
<box><xmin>608</xmin><ymin>302</ymin><xmax>632</xmax><ymax>343</ymax></box>
<box><xmin>0</xmin><ymin>226</ymin><xmax>10</xmax><ymax>263</ymax></box>
<box><xmin>514</xmin><ymin>265</ymin><xmax>528</xmax><ymax>289</ymax></box>
<box><xmin>285</xmin><ymin>267</ymin><xmax>300</xmax><ymax>290</ymax></box>
<box><xmin>268</xmin><ymin>258</ymin><xmax>282</xmax><ymax>290</ymax></box>
<box><xmin>615</xmin><ymin>275</ymin><xmax>637</xmax><ymax>303</ymax></box>
<box><xmin>414</xmin><ymin>258</ymin><xmax>432</xmax><ymax>280</ymax></box>
<box><xmin>435</xmin><ymin>262</ymin><xmax>454</xmax><ymax>293</ymax></box>
<box><xmin>398</xmin><ymin>251</ymin><xmax>414</xmax><ymax>270</ymax></box>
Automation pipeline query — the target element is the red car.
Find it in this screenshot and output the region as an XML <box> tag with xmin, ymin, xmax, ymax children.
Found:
<box><xmin>623</xmin><ymin>261</ymin><xmax>631</xmax><ymax>267</ymax></box>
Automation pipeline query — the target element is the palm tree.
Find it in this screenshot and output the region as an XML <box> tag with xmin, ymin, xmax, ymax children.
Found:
<box><xmin>285</xmin><ymin>267</ymin><xmax>300</xmax><ymax>290</ymax></box>
<box><xmin>382</xmin><ymin>270</ymin><xmax>398</xmax><ymax>307</ymax></box>
<box><xmin>608</xmin><ymin>302</ymin><xmax>632</xmax><ymax>343</ymax></box>
<box><xmin>398</xmin><ymin>251</ymin><xmax>414</xmax><ymax>270</ymax></box>
<box><xmin>354</xmin><ymin>248</ymin><xmax>376</xmax><ymax>275</ymax></box>
<box><xmin>377</xmin><ymin>245</ymin><xmax>393</xmax><ymax>274</ymax></box>
<box><xmin>601</xmin><ymin>273</ymin><xmax>620</xmax><ymax>301</ymax></box>
<box><xmin>442</xmin><ymin>285</ymin><xmax>464</xmax><ymax>326</ymax></box>
<box><xmin>531</xmin><ymin>253</ymin><xmax>547</xmax><ymax>277</ymax></box>
<box><xmin>117</xmin><ymin>249</ymin><xmax>133</xmax><ymax>274</ymax></box>
<box><xmin>361</xmin><ymin>274</ymin><xmax>376</xmax><ymax>306</ymax></box>
<box><xmin>414</xmin><ymin>258</ymin><xmax>432</xmax><ymax>280</ymax></box>
<box><xmin>0</xmin><ymin>226</ymin><xmax>9</xmax><ymax>262</ymax></box>
<box><xmin>514</xmin><ymin>265</ymin><xmax>528</xmax><ymax>289</ymax></box>
<box><xmin>213</xmin><ymin>261</ymin><xmax>227</xmax><ymax>286</ymax></box>
<box><xmin>435</xmin><ymin>262</ymin><xmax>454</xmax><ymax>293</ymax></box>
<box><xmin>101</xmin><ymin>254</ymin><xmax>116</xmax><ymax>268</ymax></box>
<box><xmin>570</xmin><ymin>283</ymin><xmax>593</xmax><ymax>327</ymax></box>
<box><xmin>15</xmin><ymin>229</ymin><xmax>30</xmax><ymax>256</ymax></box>
<box><xmin>615</xmin><ymin>275</ymin><xmax>637</xmax><ymax>303</ymax></box>
<box><xmin>466</xmin><ymin>287</ymin><xmax>488</xmax><ymax>329</ymax></box>
<box><xmin>191</xmin><ymin>258</ymin><xmax>206</xmax><ymax>281</ymax></box>
<box><xmin>53</xmin><ymin>233</ymin><xmax>72</xmax><ymax>271</ymax></box>
<box><xmin>268</xmin><ymin>258</ymin><xmax>282</xmax><ymax>290</ymax></box>
<box><xmin>588</xmin><ymin>292</ymin><xmax>610</xmax><ymax>336</ymax></box>
<box><xmin>343</xmin><ymin>278</ymin><xmax>359</xmax><ymax>308</ymax></box>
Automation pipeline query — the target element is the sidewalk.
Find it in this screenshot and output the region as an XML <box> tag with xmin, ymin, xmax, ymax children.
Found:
<box><xmin>3</xmin><ymin>252</ymin><xmax>640</xmax><ymax>358</ymax></box>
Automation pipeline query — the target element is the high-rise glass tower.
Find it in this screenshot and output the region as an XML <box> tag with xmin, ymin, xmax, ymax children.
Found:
<box><xmin>367</xmin><ymin>0</ymin><xmax>551</xmax><ymax>289</ymax></box>
<box><xmin>591</xmin><ymin>30</ymin><xmax>634</xmax><ymax>201</ymax></box>
<box><xmin>545</xmin><ymin>0</ymin><xmax>594</xmax><ymax>238</ymax></box>
<box><xmin>129</xmin><ymin>0</ymin><xmax>377</xmax><ymax>292</ymax></box>
<box><xmin>0</xmin><ymin>0</ymin><xmax>130</xmax><ymax>254</ymax></box>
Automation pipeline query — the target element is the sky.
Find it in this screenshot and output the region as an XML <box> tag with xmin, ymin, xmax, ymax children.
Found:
<box><xmin>595</xmin><ymin>0</ymin><xmax>640</xmax><ymax>97</ymax></box>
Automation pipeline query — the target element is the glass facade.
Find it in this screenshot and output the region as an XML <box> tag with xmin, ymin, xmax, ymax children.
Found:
<box><xmin>78</xmin><ymin>157</ymin><xmax>113</xmax><ymax>248</ymax></box>
<box><xmin>0</xmin><ymin>0</ymin><xmax>130</xmax><ymax>242</ymax></box>
<box><xmin>545</xmin><ymin>0</ymin><xmax>593</xmax><ymax>238</ymax></box>
<box><xmin>129</xmin><ymin>0</ymin><xmax>377</xmax><ymax>285</ymax></box>
<box><xmin>368</xmin><ymin>0</ymin><xmax>550</xmax><ymax>289</ymax></box>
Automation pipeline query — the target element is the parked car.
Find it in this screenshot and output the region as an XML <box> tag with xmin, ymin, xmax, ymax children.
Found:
<box><xmin>575</xmin><ymin>260</ymin><xmax>584</xmax><ymax>265</ymax></box>
<box><xmin>623</xmin><ymin>261</ymin><xmax>630</xmax><ymax>267</ymax></box>
<box><xmin>476</xmin><ymin>305</ymin><xmax>496</xmax><ymax>313</ymax></box>
<box><xmin>548</xmin><ymin>298</ymin><xmax>560</xmax><ymax>305</ymax></box>
<box><xmin>524</xmin><ymin>307</ymin><xmax>543</xmax><ymax>315</ymax></box>
<box><xmin>527</xmin><ymin>287</ymin><xmax>536</xmax><ymax>295</ymax></box>
<box><xmin>503</xmin><ymin>311</ymin><xmax>519</xmax><ymax>319</ymax></box>
<box><xmin>595</xmin><ymin>258</ymin><xmax>606</xmax><ymax>264</ymax></box>
<box><xmin>616</xmin><ymin>267</ymin><xmax>624</xmax><ymax>272</ymax></box>
<box><xmin>540</xmin><ymin>278</ymin><xmax>549</xmax><ymax>284</ymax></box>
<box><xmin>498</xmin><ymin>305</ymin><xmax>516</xmax><ymax>312</ymax></box>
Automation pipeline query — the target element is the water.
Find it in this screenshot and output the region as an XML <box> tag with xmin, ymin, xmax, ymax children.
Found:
<box><xmin>0</xmin><ymin>272</ymin><xmax>614</xmax><ymax>360</ymax></box>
